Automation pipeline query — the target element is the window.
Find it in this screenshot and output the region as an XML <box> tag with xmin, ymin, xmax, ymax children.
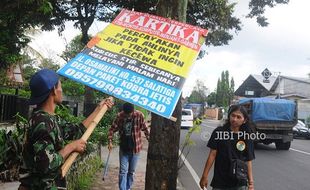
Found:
<box><xmin>245</xmin><ymin>90</ymin><xmax>254</xmax><ymax>96</ymax></box>
<box><xmin>182</xmin><ymin>110</ymin><xmax>192</xmax><ymax>115</ymax></box>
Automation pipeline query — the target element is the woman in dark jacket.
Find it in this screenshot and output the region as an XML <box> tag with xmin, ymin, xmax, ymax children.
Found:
<box><xmin>199</xmin><ymin>105</ymin><xmax>255</xmax><ymax>190</ymax></box>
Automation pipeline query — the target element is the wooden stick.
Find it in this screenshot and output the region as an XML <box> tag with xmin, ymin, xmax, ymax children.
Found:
<box><xmin>61</xmin><ymin>97</ymin><xmax>113</xmax><ymax>177</ymax></box>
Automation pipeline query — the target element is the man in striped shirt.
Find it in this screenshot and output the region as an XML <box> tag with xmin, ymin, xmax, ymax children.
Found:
<box><xmin>108</xmin><ymin>102</ymin><xmax>149</xmax><ymax>190</ymax></box>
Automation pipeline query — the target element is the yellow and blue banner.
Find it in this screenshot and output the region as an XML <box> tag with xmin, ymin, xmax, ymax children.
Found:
<box><xmin>57</xmin><ymin>9</ymin><xmax>208</xmax><ymax>119</ymax></box>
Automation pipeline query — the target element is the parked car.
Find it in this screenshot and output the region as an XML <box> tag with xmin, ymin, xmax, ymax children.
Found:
<box><xmin>293</xmin><ymin>120</ymin><xmax>310</xmax><ymax>139</ymax></box>
<box><xmin>181</xmin><ymin>109</ymin><xmax>194</xmax><ymax>128</ymax></box>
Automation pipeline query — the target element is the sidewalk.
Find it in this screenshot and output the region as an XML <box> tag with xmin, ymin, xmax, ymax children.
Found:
<box><xmin>90</xmin><ymin>137</ymin><xmax>185</xmax><ymax>190</ymax></box>
<box><xmin>0</xmin><ymin>137</ymin><xmax>184</xmax><ymax>190</ymax></box>
<box><xmin>90</xmin><ymin>138</ymin><xmax>147</xmax><ymax>190</ymax></box>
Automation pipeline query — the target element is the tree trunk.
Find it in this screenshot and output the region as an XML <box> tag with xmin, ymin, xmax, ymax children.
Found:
<box><xmin>145</xmin><ymin>98</ymin><xmax>182</xmax><ymax>190</ymax></box>
<box><xmin>80</xmin><ymin>28</ymin><xmax>96</xmax><ymax>116</ymax></box>
<box><xmin>145</xmin><ymin>1</ymin><xmax>188</xmax><ymax>189</ymax></box>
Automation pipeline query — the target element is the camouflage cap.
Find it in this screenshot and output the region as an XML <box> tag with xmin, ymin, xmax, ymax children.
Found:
<box><xmin>29</xmin><ymin>69</ymin><xmax>59</xmax><ymax>105</ymax></box>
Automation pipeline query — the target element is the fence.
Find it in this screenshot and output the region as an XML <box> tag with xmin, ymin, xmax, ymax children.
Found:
<box><xmin>0</xmin><ymin>93</ymin><xmax>82</xmax><ymax>123</ymax></box>
<box><xmin>0</xmin><ymin>94</ymin><xmax>29</xmax><ymax>122</ymax></box>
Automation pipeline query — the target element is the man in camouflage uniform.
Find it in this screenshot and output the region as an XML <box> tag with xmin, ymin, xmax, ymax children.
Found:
<box><xmin>19</xmin><ymin>69</ymin><xmax>113</xmax><ymax>190</ymax></box>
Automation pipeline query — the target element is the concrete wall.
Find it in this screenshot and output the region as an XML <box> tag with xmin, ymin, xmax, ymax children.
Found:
<box><xmin>205</xmin><ymin>108</ymin><xmax>220</xmax><ymax>120</ymax></box>
<box><xmin>277</xmin><ymin>78</ymin><xmax>310</xmax><ymax>98</ymax></box>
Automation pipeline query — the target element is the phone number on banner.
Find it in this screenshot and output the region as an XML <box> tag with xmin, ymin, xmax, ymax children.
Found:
<box><xmin>64</xmin><ymin>68</ymin><xmax>167</xmax><ymax>113</ymax></box>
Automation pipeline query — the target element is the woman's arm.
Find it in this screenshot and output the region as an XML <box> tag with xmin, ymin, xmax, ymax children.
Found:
<box><xmin>199</xmin><ymin>149</ymin><xmax>217</xmax><ymax>189</ymax></box>
<box><xmin>247</xmin><ymin>160</ymin><xmax>254</xmax><ymax>190</ymax></box>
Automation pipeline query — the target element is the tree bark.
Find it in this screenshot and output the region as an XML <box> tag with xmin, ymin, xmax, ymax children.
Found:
<box><xmin>145</xmin><ymin>98</ymin><xmax>182</xmax><ymax>190</ymax></box>
<box><xmin>145</xmin><ymin>1</ymin><xmax>188</xmax><ymax>189</ymax></box>
<box><xmin>80</xmin><ymin>21</ymin><xmax>96</xmax><ymax>116</ymax></box>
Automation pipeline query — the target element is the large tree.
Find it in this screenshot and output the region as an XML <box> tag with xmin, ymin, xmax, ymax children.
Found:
<box><xmin>0</xmin><ymin>0</ymin><xmax>55</xmax><ymax>70</ymax></box>
<box><xmin>60</xmin><ymin>35</ymin><xmax>86</xmax><ymax>99</ymax></box>
<box><xmin>1</xmin><ymin>0</ymin><xmax>290</xmax><ymax>188</ymax></box>
<box><xmin>144</xmin><ymin>1</ymin><xmax>185</xmax><ymax>189</ymax></box>
<box><xmin>1</xmin><ymin>0</ymin><xmax>289</xmax><ymax>68</ymax></box>
<box><xmin>215</xmin><ymin>70</ymin><xmax>234</xmax><ymax>107</ymax></box>
<box><xmin>100</xmin><ymin>1</ymin><xmax>288</xmax><ymax>189</ymax></box>
<box><xmin>207</xmin><ymin>92</ymin><xmax>217</xmax><ymax>107</ymax></box>
<box><xmin>48</xmin><ymin>0</ymin><xmax>115</xmax><ymax>115</ymax></box>
<box><xmin>188</xmin><ymin>79</ymin><xmax>209</xmax><ymax>103</ymax></box>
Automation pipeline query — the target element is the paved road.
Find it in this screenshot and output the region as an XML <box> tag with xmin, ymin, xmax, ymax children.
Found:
<box><xmin>178</xmin><ymin>119</ymin><xmax>310</xmax><ymax>190</ymax></box>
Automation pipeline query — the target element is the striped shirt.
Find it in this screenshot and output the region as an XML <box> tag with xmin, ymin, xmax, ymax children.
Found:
<box><xmin>108</xmin><ymin>110</ymin><xmax>149</xmax><ymax>154</ymax></box>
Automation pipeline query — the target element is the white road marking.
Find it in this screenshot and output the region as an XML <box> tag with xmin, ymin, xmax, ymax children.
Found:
<box><xmin>204</xmin><ymin>125</ymin><xmax>216</xmax><ymax>129</ymax></box>
<box><xmin>179</xmin><ymin>150</ymin><xmax>207</xmax><ymax>190</ymax></box>
<box><xmin>290</xmin><ymin>148</ymin><xmax>310</xmax><ymax>156</ymax></box>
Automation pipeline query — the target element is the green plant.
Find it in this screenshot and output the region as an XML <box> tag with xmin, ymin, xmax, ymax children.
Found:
<box><xmin>194</xmin><ymin>118</ymin><xmax>202</xmax><ymax>125</ymax></box>
<box><xmin>0</xmin><ymin>129</ymin><xmax>23</xmax><ymax>181</ymax></box>
<box><xmin>135</xmin><ymin>106</ymin><xmax>149</xmax><ymax>118</ymax></box>
<box><xmin>89</xmin><ymin>106</ymin><xmax>118</xmax><ymax>146</ymax></box>
<box><xmin>0</xmin><ymin>112</ymin><xmax>27</xmax><ymax>181</ymax></box>
<box><xmin>178</xmin><ymin>121</ymin><xmax>201</xmax><ymax>170</ymax></box>
<box><xmin>67</xmin><ymin>154</ymin><xmax>102</xmax><ymax>190</ymax></box>
<box><xmin>55</xmin><ymin>104</ymin><xmax>84</xmax><ymax>124</ymax></box>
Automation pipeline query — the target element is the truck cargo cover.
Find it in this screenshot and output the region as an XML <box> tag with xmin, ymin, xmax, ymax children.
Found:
<box><xmin>238</xmin><ymin>98</ymin><xmax>296</xmax><ymax>122</ymax></box>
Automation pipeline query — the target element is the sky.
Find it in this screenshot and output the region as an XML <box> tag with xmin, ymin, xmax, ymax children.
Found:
<box><xmin>30</xmin><ymin>0</ymin><xmax>310</xmax><ymax>97</ymax></box>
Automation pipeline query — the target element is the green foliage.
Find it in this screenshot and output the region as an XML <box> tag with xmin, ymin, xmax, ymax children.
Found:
<box><xmin>61</xmin><ymin>35</ymin><xmax>87</xmax><ymax>62</ymax></box>
<box><xmin>0</xmin><ymin>0</ymin><xmax>289</xmax><ymax>70</ymax></box>
<box><xmin>0</xmin><ymin>0</ymin><xmax>54</xmax><ymax>69</ymax></box>
<box><xmin>207</xmin><ymin>92</ymin><xmax>217</xmax><ymax>107</ymax></box>
<box><xmin>187</xmin><ymin>0</ymin><xmax>241</xmax><ymax>46</ymax></box>
<box><xmin>135</xmin><ymin>106</ymin><xmax>149</xmax><ymax>118</ymax></box>
<box><xmin>0</xmin><ymin>101</ymin><xmax>115</xmax><ymax>183</ymax></box>
<box><xmin>214</xmin><ymin>70</ymin><xmax>234</xmax><ymax>107</ymax></box>
<box><xmin>178</xmin><ymin>119</ymin><xmax>201</xmax><ymax>170</ymax></box>
<box><xmin>39</xmin><ymin>58</ymin><xmax>60</xmax><ymax>70</ymax></box>
<box><xmin>89</xmin><ymin>106</ymin><xmax>118</xmax><ymax>146</ymax></box>
<box><xmin>0</xmin><ymin>121</ymin><xmax>24</xmax><ymax>181</ymax></box>
<box><xmin>0</xmin><ymin>54</ymin><xmax>60</xmax><ymax>98</ymax></box>
<box><xmin>49</xmin><ymin>0</ymin><xmax>288</xmax><ymax>50</ymax></box>
<box><xmin>0</xmin><ymin>87</ymin><xmax>15</xmax><ymax>95</ymax></box>
<box><xmin>55</xmin><ymin>104</ymin><xmax>84</xmax><ymax>124</ymax></box>
<box><xmin>55</xmin><ymin>101</ymin><xmax>118</xmax><ymax>146</ymax></box>
<box><xmin>0</xmin><ymin>112</ymin><xmax>26</xmax><ymax>181</ymax></box>
<box><xmin>0</xmin><ymin>130</ymin><xmax>10</xmax><ymax>170</ymax></box>
<box><xmin>17</xmin><ymin>90</ymin><xmax>31</xmax><ymax>99</ymax></box>
<box><xmin>247</xmin><ymin>0</ymin><xmax>289</xmax><ymax>27</ymax></box>
<box><xmin>61</xmin><ymin>79</ymin><xmax>85</xmax><ymax>99</ymax></box>
<box><xmin>67</xmin><ymin>154</ymin><xmax>102</xmax><ymax>190</ymax></box>
<box><xmin>194</xmin><ymin>118</ymin><xmax>202</xmax><ymax>125</ymax></box>
<box><xmin>188</xmin><ymin>79</ymin><xmax>208</xmax><ymax>104</ymax></box>
<box><xmin>0</xmin><ymin>87</ymin><xmax>31</xmax><ymax>99</ymax></box>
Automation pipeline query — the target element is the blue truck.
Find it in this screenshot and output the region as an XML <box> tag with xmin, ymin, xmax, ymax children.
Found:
<box><xmin>238</xmin><ymin>98</ymin><xmax>297</xmax><ymax>150</ymax></box>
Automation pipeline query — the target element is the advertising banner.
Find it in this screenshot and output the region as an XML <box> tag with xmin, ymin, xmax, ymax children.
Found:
<box><xmin>57</xmin><ymin>9</ymin><xmax>208</xmax><ymax>119</ymax></box>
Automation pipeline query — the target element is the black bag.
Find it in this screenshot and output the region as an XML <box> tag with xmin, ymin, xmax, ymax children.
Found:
<box><xmin>228</xmin><ymin>140</ymin><xmax>248</xmax><ymax>181</ymax></box>
<box><xmin>230</xmin><ymin>158</ymin><xmax>248</xmax><ymax>181</ymax></box>
<box><xmin>120</xmin><ymin>118</ymin><xmax>135</xmax><ymax>152</ymax></box>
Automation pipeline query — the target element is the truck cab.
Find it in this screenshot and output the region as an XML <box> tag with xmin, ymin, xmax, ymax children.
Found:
<box><xmin>238</xmin><ymin>97</ymin><xmax>297</xmax><ymax>150</ymax></box>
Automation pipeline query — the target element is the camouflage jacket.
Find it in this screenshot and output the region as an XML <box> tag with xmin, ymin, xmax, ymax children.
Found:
<box><xmin>19</xmin><ymin>109</ymin><xmax>85</xmax><ymax>190</ymax></box>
